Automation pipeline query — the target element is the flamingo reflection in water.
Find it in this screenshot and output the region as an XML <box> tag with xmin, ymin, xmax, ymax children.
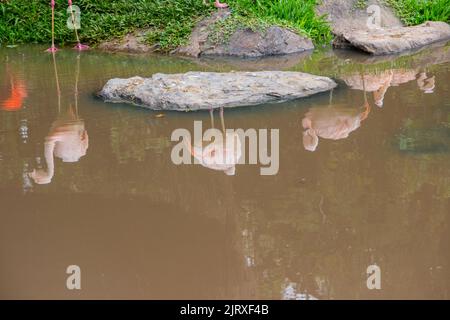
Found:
<box><xmin>343</xmin><ymin>69</ymin><xmax>435</xmax><ymax>107</ymax></box>
<box><xmin>29</xmin><ymin>53</ymin><xmax>88</xmax><ymax>184</ymax></box>
<box><xmin>1</xmin><ymin>61</ymin><xmax>27</xmax><ymax>112</ymax></box>
<box><xmin>302</xmin><ymin>66</ymin><xmax>436</xmax><ymax>152</ymax></box>
<box><xmin>187</xmin><ymin>107</ymin><xmax>242</xmax><ymax>175</ymax></box>
<box><xmin>302</xmin><ymin>81</ymin><xmax>371</xmax><ymax>152</ymax></box>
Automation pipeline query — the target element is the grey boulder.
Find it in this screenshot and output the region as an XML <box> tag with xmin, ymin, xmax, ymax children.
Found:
<box><xmin>99</xmin><ymin>71</ymin><xmax>337</xmax><ymax>111</ymax></box>
<box><xmin>200</xmin><ymin>26</ymin><xmax>314</xmax><ymax>58</ymax></box>
<box><xmin>336</xmin><ymin>21</ymin><xmax>450</xmax><ymax>55</ymax></box>
<box><xmin>316</xmin><ymin>0</ymin><xmax>403</xmax><ymax>36</ymax></box>
<box><xmin>176</xmin><ymin>9</ymin><xmax>314</xmax><ymax>58</ymax></box>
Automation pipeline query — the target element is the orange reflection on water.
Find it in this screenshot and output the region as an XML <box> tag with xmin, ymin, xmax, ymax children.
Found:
<box><xmin>1</xmin><ymin>69</ymin><xmax>27</xmax><ymax>111</ymax></box>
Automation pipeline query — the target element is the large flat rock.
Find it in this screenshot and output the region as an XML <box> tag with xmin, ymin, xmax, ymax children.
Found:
<box><xmin>99</xmin><ymin>71</ymin><xmax>337</xmax><ymax>111</ymax></box>
<box><xmin>337</xmin><ymin>21</ymin><xmax>450</xmax><ymax>55</ymax></box>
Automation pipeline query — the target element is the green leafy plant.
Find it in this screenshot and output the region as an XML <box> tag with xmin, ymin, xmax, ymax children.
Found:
<box><xmin>228</xmin><ymin>0</ymin><xmax>332</xmax><ymax>44</ymax></box>
<box><xmin>386</xmin><ymin>0</ymin><xmax>450</xmax><ymax>25</ymax></box>
<box><xmin>0</xmin><ymin>0</ymin><xmax>211</xmax><ymax>48</ymax></box>
<box><xmin>207</xmin><ymin>14</ymin><xmax>270</xmax><ymax>45</ymax></box>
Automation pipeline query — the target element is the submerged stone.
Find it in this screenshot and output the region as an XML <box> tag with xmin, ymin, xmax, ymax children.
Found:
<box><xmin>98</xmin><ymin>71</ymin><xmax>337</xmax><ymax>111</ymax></box>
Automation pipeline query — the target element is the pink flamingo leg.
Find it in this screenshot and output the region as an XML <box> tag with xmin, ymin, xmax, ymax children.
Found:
<box><xmin>214</xmin><ymin>0</ymin><xmax>228</xmax><ymax>8</ymax></box>
<box><xmin>68</xmin><ymin>0</ymin><xmax>89</xmax><ymax>51</ymax></box>
<box><xmin>46</xmin><ymin>0</ymin><xmax>58</xmax><ymax>52</ymax></box>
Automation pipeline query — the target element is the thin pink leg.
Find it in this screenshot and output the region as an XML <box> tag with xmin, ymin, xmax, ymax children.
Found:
<box><xmin>46</xmin><ymin>0</ymin><xmax>58</xmax><ymax>53</ymax></box>
<box><xmin>68</xmin><ymin>0</ymin><xmax>89</xmax><ymax>51</ymax></box>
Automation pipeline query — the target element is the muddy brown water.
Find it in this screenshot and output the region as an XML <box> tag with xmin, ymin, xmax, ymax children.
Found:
<box><xmin>0</xmin><ymin>44</ymin><xmax>449</xmax><ymax>299</ymax></box>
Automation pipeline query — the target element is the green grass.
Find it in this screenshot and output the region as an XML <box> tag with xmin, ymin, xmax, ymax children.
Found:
<box><xmin>0</xmin><ymin>0</ymin><xmax>211</xmax><ymax>49</ymax></box>
<box><xmin>354</xmin><ymin>0</ymin><xmax>368</xmax><ymax>10</ymax></box>
<box><xmin>386</xmin><ymin>0</ymin><xmax>450</xmax><ymax>25</ymax></box>
<box><xmin>1</xmin><ymin>0</ymin><xmax>449</xmax><ymax>51</ymax></box>
<box><xmin>228</xmin><ymin>0</ymin><xmax>332</xmax><ymax>44</ymax></box>
<box><xmin>207</xmin><ymin>14</ymin><xmax>271</xmax><ymax>46</ymax></box>
<box><xmin>0</xmin><ymin>0</ymin><xmax>332</xmax><ymax>50</ymax></box>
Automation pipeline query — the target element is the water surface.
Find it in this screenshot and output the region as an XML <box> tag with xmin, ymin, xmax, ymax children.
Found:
<box><xmin>0</xmin><ymin>44</ymin><xmax>449</xmax><ymax>299</ymax></box>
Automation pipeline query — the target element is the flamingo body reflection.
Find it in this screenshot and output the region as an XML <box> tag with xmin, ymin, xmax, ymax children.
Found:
<box><xmin>302</xmin><ymin>106</ymin><xmax>369</xmax><ymax>152</ymax></box>
<box><xmin>302</xmin><ymin>86</ymin><xmax>371</xmax><ymax>152</ymax></box>
<box><xmin>188</xmin><ymin>107</ymin><xmax>241</xmax><ymax>175</ymax></box>
<box><xmin>29</xmin><ymin>54</ymin><xmax>88</xmax><ymax>185</ymax></box>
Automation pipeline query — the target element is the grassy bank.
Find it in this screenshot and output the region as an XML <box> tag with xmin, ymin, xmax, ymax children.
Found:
<box><xmin>0</xmin><ymin>0</ymin><xmax>212</xmax><ymax>49</ymax></box>
<box><xmin>386</xmin><ymin>0</ymin><xmax>450</xmax><ymax>25</ymax></box>
<box><xmin>2</xmin><ymin>1</ymin><xmax>449</xmax><ymax>52</ymax></box>
<box><xmin>227</xmin><ymin>0</ymin><xmax>332</xmax><ymax>44</ymax></box>
<box><xmin>0</xmin><ymin>0</ymin><xmax>331</xmax><ymax>50</ymax></box>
